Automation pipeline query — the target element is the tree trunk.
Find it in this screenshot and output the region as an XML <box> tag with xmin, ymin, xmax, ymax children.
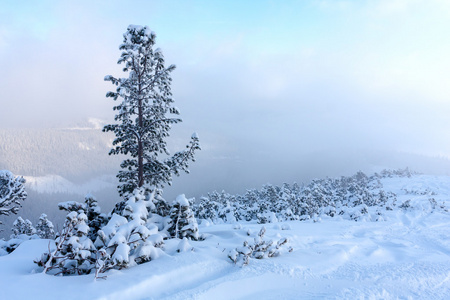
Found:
<box><xmin>137</xmin><ymin>80</ymin><xmax>144</xmax><ymax>188</ymax></box>
<box><xmin>138</xmin><ymin>137</ymin><xmax>143</xmax><ymax>187</ymax></box>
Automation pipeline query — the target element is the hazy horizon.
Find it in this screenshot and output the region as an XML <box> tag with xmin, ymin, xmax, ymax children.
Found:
<box><xmin>1</xmin><ymin>0</ymin><xmax>450</xmax><ymax>201</ymax></box>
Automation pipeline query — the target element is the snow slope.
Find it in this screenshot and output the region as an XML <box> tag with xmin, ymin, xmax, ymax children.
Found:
<box><xmin>24</xmin><ymin>174</ymin><xmax>116</xmax><ymax>195</ymax></box>
<box><xmin>1</xmin><ymin>175</ymin><xmax>449</xmax><ymax>299</ymax></box>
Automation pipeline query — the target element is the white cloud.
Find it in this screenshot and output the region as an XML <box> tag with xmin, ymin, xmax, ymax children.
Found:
<box><xmin>371</xmin><ymin>0</ymin><xmax>419</xmax><ymax>15</ymax></box>
<box><xmin>2</xmin><ymin>0</ymin><xmax>450</xmax><ymax>183</ymax></box>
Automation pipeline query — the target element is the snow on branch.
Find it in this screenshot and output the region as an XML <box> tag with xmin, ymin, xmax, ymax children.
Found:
<box><xmin>0</xmin><ymin>170</ymin><xmax>27</xmax><ymax>225</ymax></box>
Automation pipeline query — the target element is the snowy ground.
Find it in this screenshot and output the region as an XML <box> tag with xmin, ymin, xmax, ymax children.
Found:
<box><xmin>1</xmin><ymin>175</ymin><xmax>450</xmax><ymax>299</ymax></box>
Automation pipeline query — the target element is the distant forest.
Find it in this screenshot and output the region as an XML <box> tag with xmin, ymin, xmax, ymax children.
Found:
<box><xmin>0</xmin><ymin>128</ymin><xmax>121</xmax><ymax>181</ymax></box>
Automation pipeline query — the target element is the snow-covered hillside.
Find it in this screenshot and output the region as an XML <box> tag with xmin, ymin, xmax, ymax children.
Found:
<box><xmin>1</xmin><ymin>174</ymin><xmax>449</xmax><ymax>299</ymax></box>
<box><xmin>0</xmin><ymin>125</ymin><xmax>120</xmax><ymax>179</ymax></box>
<box><xmin>24</xmin><ymin>174</ymin><xmax>116</xmax><ymax>195</ymax></box>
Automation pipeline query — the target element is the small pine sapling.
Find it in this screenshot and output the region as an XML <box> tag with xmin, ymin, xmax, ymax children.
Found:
<box><xmin>194</xmin><ymin>196</ymin><xmax>220</xmax><ymax>223</ymax></box>
<box><xmin>36</xmin><ymin>213</ymin><xmax>55</xmax><ymax>239</ymax></box>
<box><xmin>93</xmin><ymin>187</ymin><xmax>165</xmax><ymax>275</ymax></box>
<box><xmin>84</xmin><ymin>194</ymin><xmax>107</xmax><ymax>241</ymax></box>
<box><xmin>4</xmin><ymin>217</ymin><xmax>37</xmax><ymax>253</ymax></box>
<box><xmin>11</xmin><ymin>216</ymin><xmax>36</xmax><ymax>238</ymax></box>
<box><xmin>58</xmin><ymin>194</ymin><xmax>106</xmax><ymax>242</ymax></box>
<box><xmin>35</xmin><ymin>211</ymin><xmax>96</xmax><ymax>275</ymax></box>
<box><xmin>168</xmin><ymin>194</ymin><xmax>199</xmax><ymax>240</ymax></box>
<box><xmin>10</xmin><ymin>216</ymin><xmax>26</xmax><ymax>238</ymax></box>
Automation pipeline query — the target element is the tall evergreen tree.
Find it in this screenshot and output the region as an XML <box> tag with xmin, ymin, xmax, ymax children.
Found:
<box><xmin>103</xmin><ymin>25</ymin><xmax>200</xmax><ymax>196</ymax></box>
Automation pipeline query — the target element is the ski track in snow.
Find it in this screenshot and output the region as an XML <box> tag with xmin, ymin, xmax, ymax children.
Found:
<box><xmin>1</xmin><ymin>175</ymin><xmax>450</xmax><ymax>299</ymax></box>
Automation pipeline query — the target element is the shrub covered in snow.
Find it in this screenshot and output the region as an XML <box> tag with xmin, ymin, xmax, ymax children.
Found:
<box><xmin>36</xmin><ymin>213</ymin><xmax>55</xmax><ymax>239</ymax></box>
<box><xmin>1</xmin><ymin>217</ymin><xmax>39</xmax><ymax>254</ymax></box>
<box><xmin>1</xmin><ymin>214</ymin><xmax>55</xmax><ymax>255</ymax></box>
<box><xmin>57</xmin><ymin>194</ymin><xmax>108</xmax><ymax>242</ymax></box>
<box><xmin>194</xmin><ymin>169</ymin><xmax>425</xmax><ymax>224</ymax></box>
<box><xmin>0</xmin><ymin>170</ymin><xmax>27</xmax><ymax>228</ymax></box>
<box><xmin>35</xmin><ymin>211</ymin><xmax>97</xmax><ymax>275</ymax></box>
<box><xmin>33</xmin><ymin>194</ymin><xmax>105</xmax><ymax>274</ymax></box>
<box><xmin>228</xmin><ymin>227</ymin><xmax>291</xmax><ymax>267</ymax></box>
<box><xmin>84</xmin><ymin>194</ymin><xmax>108</xmax><ymax>241</ymax></box>
<box><xmin>94</xmin><ymin>187</ymin><xmax>165</xmax><ymax>272</ymax></box>
<box><xmin>0</xmin><ymin>233</ymin><xmax>39</xmax><ymax>255</ymax></box>
<box><xmin>35</xmin><ymin>184</ymin><xmax>197</xmax><ymax>278</ymax></box>
<box><xmin>168</xmin><ymin>194</ymin><xmax>199</xmax><ymax>240</ymax></box>
<box><xmin>11</xmin><ymin>216</ymin><xmax>36</xmax><ymax>238</ymax></box>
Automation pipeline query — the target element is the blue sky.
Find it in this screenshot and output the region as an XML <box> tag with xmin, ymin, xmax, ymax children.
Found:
<box><xmin>1</xmin><ymin>0</ymin><xmax>450</xmax><ymax>189</ymax></box>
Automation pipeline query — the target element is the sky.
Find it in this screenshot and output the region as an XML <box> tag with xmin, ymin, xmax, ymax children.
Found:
<box><xmin>1</xmin><ymin>0</ymin><xmax>450</xmax><ymax>194</ymax></box>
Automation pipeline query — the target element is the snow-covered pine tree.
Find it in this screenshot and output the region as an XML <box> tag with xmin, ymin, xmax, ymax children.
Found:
<box><xmin>150</xmin><ymin>188</ymin><xmax>171</xmax><ymax>217</ymax></box>
<box><xmin>24</xmin><ymin>218</ymin><xmax>35</xmax><ymax>235</ymax></box>
<box><xmin>168</xmin><ymin>194</ymin><xmax>199</xmax><ymax>240</ymax></box>
<box><xmin>216</xmin><ymin>191</ymin><xmax>237</xmax><ymax>223</ymax></box>
<box><xmin>94</xmin><ymin>187</ymin><xmax>164</xmax><ymax>272</ymax></box>
<box><xmin>103</xmin><ymin>25</ymin><xmax>200</xmax><ymax>197</ymax></box>
<box><xmin>242</xmin><ymin>189</ymin><xmax>260</xmax><ymax>221</ymax></box>
<box><xmin>11</xmin><ymin>216</ymin><xmax>26</xmax><ymax>238</ymax></box>
<box><xmin>36</xmin><ymin>211</ymin><xmax>97</xmax><ymax>275</ymax></box>
<box><xmin>58</xmin><ymin>194</ymin><xmax>107</xmax><ymax>241</ymax></box>
<box><xmin>4</xmin><ymin>217</ymin><xmax>38</xmax><ymax>253</ymax></box>
<box><xmin>11</xmin><ymin>217</ymin><xmax>24</xmax><ymax>237</ymax></box>
<box><xmin>11</xmin><ymin>216</ymin><xmax>36</xmax><ymax>238</ymax></box>
<box><xmin>194</xmin><ymin>196</ymin><xmax>220</xmax><ymax>223</ymax></box>
<box><xmin>84</xmin><ymin>194</ymin><xmax>107</xmax><ymax>241</ymax></box>
<box><xmin>36</xmin><ymin>213</ymin><xmax>55</xmax><ymax>239</ymax></box>
<box><xmin>257</xmin><ymin>185</ymin><xmax>279</xmax><ymax>224</ymax></box>
<box><xmin>232</xmin><ymin>195</ymin><xmax>246</xmax><ymax>222</ymax></box>
<box><xmin>258</xmin><ymin>185</ymin><xmax>277</xmax><ymax>214</ymax></box>
<box><xmin>0</xmin><ymin>170</ymin><xmax>27</xmax><ymax>228</ymax></box>
<box><xmin>273</xmin><ymin>183</ymin><xmax>294</xmax><ymax>221</ymax></box>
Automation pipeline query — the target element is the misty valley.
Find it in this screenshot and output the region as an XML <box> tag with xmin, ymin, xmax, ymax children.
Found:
<box><xmin>2</xmin><ymin>115</ymin><xmax>450</xmax><ymax>299</ymax></box>
<box><xmin>1</xmin><ymin>9</ymin><xmax>450</xmax><ymax>299</ymax></box>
